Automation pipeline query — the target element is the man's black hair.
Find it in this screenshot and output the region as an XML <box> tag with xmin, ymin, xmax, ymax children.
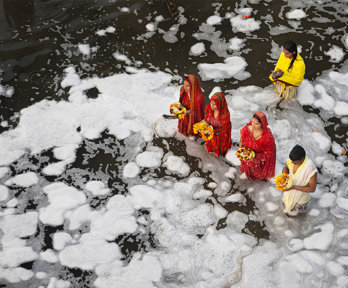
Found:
<box><xmin>289</xmin><ymin>145</ymin><xmax>306</xmax><ymax>161</ymax></box>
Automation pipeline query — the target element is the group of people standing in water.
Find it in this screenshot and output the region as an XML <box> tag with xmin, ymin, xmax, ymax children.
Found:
<box><xmin>171</xmin><ymin>41</ymin><xmax>317</xmax><ymax>216</ymax></box>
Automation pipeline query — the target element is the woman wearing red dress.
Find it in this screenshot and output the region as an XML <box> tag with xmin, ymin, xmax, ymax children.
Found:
<box><xmin>239</xmin><ymin>112</ymin><xmax>276</xmax><ymax>180</ymax></box>
<box><xmin>204</xmin><ymin>92</ymin><xmax>232</xmax><ymax>156</ymax></box>
<box><xmin>177</xmin><ymin>75</ymin><xmax>205</xmax><ymax>136</ymax></box>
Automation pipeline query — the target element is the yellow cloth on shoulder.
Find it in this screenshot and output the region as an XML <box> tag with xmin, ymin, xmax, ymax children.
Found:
<box><xmin>269</xmin><ymin>52</ymin><xmax>305</xmax><ymax>88</ymax></box>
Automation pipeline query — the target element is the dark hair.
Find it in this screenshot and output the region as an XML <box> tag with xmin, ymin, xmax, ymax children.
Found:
<box><xmin>289</xmin><ymin>145</ymin><xmax>306</xmax><ymax>161</ymax></box>
<box><xmin>252</xmin><ymin>114</ymin><xmax>262</xmax><ymax>127</ymax></box>
<box><xmin>283</xmin><ymin>40</ymin><xmax>297</xmax><ymax>71</ymax></box>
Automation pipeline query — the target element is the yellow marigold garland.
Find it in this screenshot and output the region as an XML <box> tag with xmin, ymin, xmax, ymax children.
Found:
<box><xmin>235</xmin><ymin>147</ymin><xmax>255</xmax><ymax>161</ymax></box>
<box><xmin>274</xmin><ymin>173</ymin><xmax>292</xmax><ymax>191</ymax></box>
<box><xmin>193</xmin><ymin>120</ymin><xmax>214</xmax><ymax>141</ymax></box>
<box><xmin>170</xmin><ymin>102</ymin><xmax>186</xmax><ymax>119</ymax></box>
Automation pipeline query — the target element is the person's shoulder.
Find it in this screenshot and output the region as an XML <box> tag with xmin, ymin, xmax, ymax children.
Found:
<box><xmin>296</xmin><ymin>53</ymin><xmax>305</xmax><ymax>63</ymax></box>
<box><xmin>306</xmin><ymin>158</ymin><xmax>317</xmax><ymax>170</ymax></box>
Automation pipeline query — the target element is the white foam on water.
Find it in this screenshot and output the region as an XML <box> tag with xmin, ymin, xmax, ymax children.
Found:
<box><xmin>94</xmin><ymin>253</ymin><xmax>162</xmax><ymax>288</ymax></box>
<box><xmin>327</xmin><ymin>261</ymin><xmax>345</xmax><ymax>277</ymax></box>
<box><xmin>228</xmin><ymin>37</ymin><xmax>244</xmax><ymax>51</ymax></box>
<box><xmin>336</xmin><ymin>197</ymin><xmax>348</xmax><ymax>211</ymax></box>
<box><xmin>0</xmin><ymin>167</ymin><xmax>9</xmax><ymax>178</ymax></box>
<box><xmin>53</xmin><ymin>232</ymin><xmax>73</xmax><ymax>251</ymax></box>
<box><xmin>230</xmin><ymin>16</ymin><xmax>261</xmax><ymax>33</ymax></box>
<box><xmin>225</xmin><ymin>193</ymin><xmax>244</xmax><ymax>203</ymax></box>
<box><xmin>122</xmin><ymin>162</ymin><xmax>140</xmax><ymax>178</ymax></box>
<box><xmin>39</xmin><ymin>183</ymin><xmax>86</xmax><ymax>226</ymax></box>
<box><xmin>130</xmin><ymin>184</ymin><xmax>163</xmax><ymax>210</ymax></box>
<box><xmin>206</xmin><ymin>15</ymin><xmax>222</xmax><ymax>25</ymax></box>
<box><xmin>5</xmin><ymin>172</ymin><xmax>38</xmax><ymax>187</ymax></box>
<box><xmin>286</xmin><ymin>9</ymin><xmax>307</xmax><ymax>20</ymax></box>
<box><xmin>135</xmin><ymin>147</ymin><xmax>163</xmax><ymax>168</ymax></box>
<box><xmin>318</xmin><ymin>193</ymin><xmax>336</xmax><ymax>208</ymax></box>
<box><xmin>0</xmin><ymin>267</ymin><xmax>34</xmax><ymax>283</ymax></box>
<box><xmin>190</xmin><ymin>42</ymin><xmax>205</xmax><ymax>56</ymax></box>
<box><xmin>47</xmin><ymin>277</ymin><xmax>71</xmax><ymax>288</ymax></box>
<box><xmin>163</xmin><ymin>155</ymin><xmax>190</xmax><ymax>177</ymax></box>
<box><xmin>59</xmin><ymin>232</ymin><xmax>122</xmax><ymax>270</ymax></box>
<box><xmin>85</xmin><ymin>181</ymin><xmax>110</xmax><ymax>196</ymax></box>
<box><xmin>96</xmin><ymin>26</ymin><xmax>116</xmax><ymax>36</ymax></box>
<box><xmin>198</xmin><ymin>56</ymin><xmax>250</xmax><ymax>82</ymax></box>
<box><xmin>325</xmin><ymin>45</ymin><xmax>345</xmax><ymax>63</ymax></box>
<box><xmin>0</xmin><ymin>185</ymin><xmax>9</xmax><ymax>202</ymax></box>
<box><xmin>193</xmin><ymin>189</ymin><xmax>212</xmax><ymax>200</ymax></box>
<box><xmin>6</xmin><ymin>198</ymin><xmax>18</xmax><ymax>208</ymax></box>
<box><xmin>303</xmin><ymin>222</ymin><xmax>334</xmax><ymax>250</ymax></box>
<box><xmin>78</xmin><ymin>44</ymin><xmax>90</xmax><ymax>56</ymax></box>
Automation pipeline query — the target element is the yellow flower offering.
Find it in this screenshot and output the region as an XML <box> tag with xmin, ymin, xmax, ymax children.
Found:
<box><xmin>236</xmin><ymin>147</ymin><xmax>255</xmax><ymax>161</ymax></box>
<box><xmin>274</xmin><ymin>173</ymin><xmax>292</xmax><ymax>191</ymax></box>
<box><xmin>193</xmin><ymin>120</ymin><xmax>214</xmax><ymax>141</ymax></box>
<box><xmin>170</xmin><ymin>102</ymin><xmax>186</xmax><ymax>119</ymax></box>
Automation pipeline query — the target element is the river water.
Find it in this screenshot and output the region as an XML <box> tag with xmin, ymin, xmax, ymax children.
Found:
<box><xmin>0</xmin><ymin>0</ymin><xmax>347</xmax><ymax>287</ymax></box>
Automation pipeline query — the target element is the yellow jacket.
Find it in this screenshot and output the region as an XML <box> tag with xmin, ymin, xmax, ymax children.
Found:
<box><xmin>269</xmin><ymin>52</ymin><xmax>305</xmax><ymax>87</ymax></box>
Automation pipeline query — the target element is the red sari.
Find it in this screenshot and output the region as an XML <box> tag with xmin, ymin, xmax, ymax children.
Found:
<box><xmin>178</xmin><ymin>75</ymin><xmax>205</xmax><ymax>136</ymax></box>
<box><xmin>240</xmin><ymin>112</ymin><xmax>276</xmax><ymax>180</ymax></box>
<box><xmin>204</xmin><ymin>92</ymin><xmax>232</xmax><ymax>156</ymax></box>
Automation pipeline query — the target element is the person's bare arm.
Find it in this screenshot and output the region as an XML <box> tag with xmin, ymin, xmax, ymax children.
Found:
<box><xmin>292</xmin><ymin>173</ymin><xmax>317</xmax><ymax>193</ymax></box>
<box><xmin>282</xmin><ymin>163</ymin><xmax>289</xmax><ymax>174</ymax></box>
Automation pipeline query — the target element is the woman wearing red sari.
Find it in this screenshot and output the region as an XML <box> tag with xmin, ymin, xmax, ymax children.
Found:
<box><xmin>239</xmin><ymin>112</ymin><xmax>276</xmax><ymax>180</ymax></box>
<box><xmin>204</xmin><ymin>92</ymin><xmax>232</xmax><ymax>156</ymax></box>
<box><xmin>177</xmin><ymin>75</ymin><xmax>205</xmax><ymax>136</ymax></box>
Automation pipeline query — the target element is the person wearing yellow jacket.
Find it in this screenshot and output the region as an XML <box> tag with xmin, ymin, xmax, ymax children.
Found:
<box><xmin>269</xmin><ymin>41</ymin><xmax>305</xmax><ymax>100</ymax></box>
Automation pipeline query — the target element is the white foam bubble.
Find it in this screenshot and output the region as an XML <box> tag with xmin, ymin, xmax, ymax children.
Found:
<box><xmin>303</xmin><ymin>222</ymin><xmax>334</xmax><ymax>251</ymax></box>
<box><xmin>0</xmin><ymin>184</ymin><xmax>9</xmax><ymax>201</ymax></box>
<box><xmin>230</xmin><ymin>16</ymin><xmax>260</xmax><ymax>33</ymax></box>
<box><xmin>286</xmin><ymin>9</ymin><xmax>307</xmax><ymax>20</ymax></box>
<box><xmin>198</xmin><ymin>56</ymin><xmax>250</xmax><ymax>81</ymax></box>
<box><xmin>78</xmin><ymin>44</ymin><xmax>90</xmax><ymax>56</ymax></box>
<box><xmin>318</xmin><ymin>193</ymin><xmax>336</xmax><ymax>208</ymax></box>
<box><xmin>130</xmin><ymin>184</ymin><xmax>163</xmax><ymax>209</ymax></box>
<box><xmin>190</xmin><ymin>42</ymin><xmax>206</xmax><ymax>56</ymax></box>
<box><xmin>123</xmin><ymin>162</ymin><xmax>140</xmax><ymax>178</ymax></box>
<box><xmin>0</xmin><ymin>167</ymin><xmax>9</xmax><ymax>178</ymax></box>
<box><xmin>53</xmin><ymin>232</ymin><xmax>72</xmax><ymax>251</ymax></box>
<box><xmin>5</xmin><ymin>172</ymin><xmax>38</xmax><ymax>187</ymax></box>
<box><xmin>337</xmin><ymin>197</ymin><xmax>348</xmax><ymax>211</ymax></box>
<box><xmin>207</xmin><ymin>15</ymin><xmax>222</xmax><ymax>25</ymax></box>
<box><xmin>39</xmin><ymin>183</ymin><xmax>86</xmax><ymax>226</ymax></box>
<box><xmin>164</xmin><ymin>155</ymin><xmax>190</xmax><ymax>177</ymax></box>
<box><xmin>85</xmin><ymin>181</ymin><xmax>110</xmax><ymax>196</ymax></box>
<box><xmin>59</xmin><ymin>233</ymin><xmax>122</xmax><ymax>270</ymax></box>
<box><xmin>136</xmin><ymin>147</ymin><xmax>163</xmax><ymax>168</ymax></box>
<box><xmin>327</xmin><ymin>261</ymin><xmax>345</xmax><ymax>277</ymax></box>
<box><xmin>325</xmin><ymin>45</ymin><xmax>345</xmax><ymax>63</ymax></box>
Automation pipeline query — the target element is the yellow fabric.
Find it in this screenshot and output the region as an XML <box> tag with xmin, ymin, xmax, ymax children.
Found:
<box><xmin>269</xmin><ymin>52</ymin><xmax>305</xmax><ymax>88</ymax></box>
<box><xmin>274</xmin><ymin>82</ymin><xmax>298</xmax><ymax>100</ymax></box>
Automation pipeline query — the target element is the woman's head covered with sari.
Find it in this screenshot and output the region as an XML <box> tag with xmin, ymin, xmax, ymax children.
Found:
<box><xmin>252</xmin><ymin>111</ymin><xmax>268</xmax><ymax>129</ymax></box>
<box><xmin>205</xmin><ymin>92</ymin><xmax>230</xmax><ymax>119</ymax></box>
<box><xmin>178</xmin><ymin>74</ymin><xmax>205</xmax><ymax>135</ymax></box>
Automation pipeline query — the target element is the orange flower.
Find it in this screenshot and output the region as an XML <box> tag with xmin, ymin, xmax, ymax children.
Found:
<box><xmin>342</xmin><ymin>151</ymin><xmax>346</xmax><ymax>155</ymax></box>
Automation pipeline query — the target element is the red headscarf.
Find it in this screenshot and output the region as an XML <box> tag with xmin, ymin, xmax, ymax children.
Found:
<box><xmin>204</xmin><ymin>92</ymin><xmax>232</xmax><ymax>156</ymax></box>
<box><xmin>240</xmin><ymin>111</ymin><xmax>276</xmax><ymax>180</ymax></box>
<box><xmin>178</xmin><ymin>74</ymin><xmax>205</xmax><ymax>136</ymax></box>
